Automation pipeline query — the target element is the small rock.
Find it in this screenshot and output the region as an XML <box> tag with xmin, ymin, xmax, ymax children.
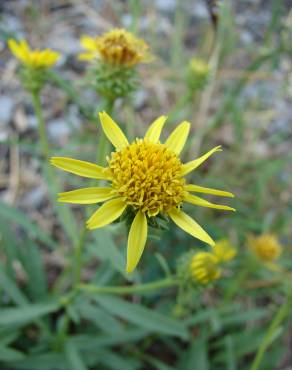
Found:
<box><xmin>20</xmin><ymin>187</ymin><xmax>45</xmax><ymax>208</ymax></box>
<box><xmin>47</xmin><ymin>119</ymin><xmax>70</xmax><ymax>143</ymax></box>
<box><xmin>0</xmin><ymin>96</ymin><xmax>14</xmax><ymax>125</ymax></box>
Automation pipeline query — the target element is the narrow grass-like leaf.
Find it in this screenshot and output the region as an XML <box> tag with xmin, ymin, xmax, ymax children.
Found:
<box><xmin>182</xmin><ymin>337</ymin><xmax>209</xmax><ymax>370</ymax></box>
<box><xmin>18</xmin><ymin>240</ymin><xmax>48</xmax><ymax>300</ymax></box>
<box><xmin>7</xmin><ymin>353</ymin><xmax>68</xmax><ymax>370</ymax></box>
<box><xmin>0</xmin><ymin>264</ymin><xmax>28</xmax><ymax>305</ymax></box>
<box><xmin>0</xmin><ymin>201</ymin><xmax>57</xmax><ymax>249</ymax></box>
<box><xmin>0</xmin><ymin>301</ymin><xmax>60</xmax><ymax>326</ymax></box>
<box><xmin>0</xmin><ymin>345</ymin><xmax>25</xmax><ymax>361</ymax></box>
<box><xmin>77</xmin><ymin>301</ymin><xmax>124</xmax><ymax>334</ymax></box>
<box><xmin>65</xmin><ymin>341</ymin><xmax>88</xmax><ymax>370</ymax></box>
<box><xmin>94</xmin><ymin>295</ymin><xmax>188</xmax><ymax>339</ymax></box>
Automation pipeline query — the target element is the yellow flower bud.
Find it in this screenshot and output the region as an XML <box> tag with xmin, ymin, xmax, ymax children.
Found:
<box><xmin>190</xmin><ymin>252</ymin><xmax>221</xmax><ymax>284</ymax></box>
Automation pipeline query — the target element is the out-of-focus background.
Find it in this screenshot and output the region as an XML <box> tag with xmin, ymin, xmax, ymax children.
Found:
<box><xmin>0</xmin><ymin>1</ymin><xmax>292</xmax><ymax>370</ymax></box>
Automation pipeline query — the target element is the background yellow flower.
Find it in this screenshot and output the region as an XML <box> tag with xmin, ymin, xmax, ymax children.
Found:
<box><xmin>8</xmin><ymin>39</ymin><xmax>60</xmax><ymax>69</ymax></box>
<box><xmin>248</xmin><ymin>234</ymin><xmax>282</xmax><ymax>262</ymax></box>
<box><xmin>79</xmin><ymin>28</ymin><xmax>152</xmax><ymax>67</ymax></box>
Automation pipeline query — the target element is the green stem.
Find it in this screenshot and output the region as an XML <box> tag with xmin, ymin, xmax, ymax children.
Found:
<box><xmin>251</xmin><ymin>301</ymin><xmax>290</xmax><ymax>370</ymax></box>
<box><xmin>97</xmin><ymin>98</ymin><xmax>115</xmax><ymax>165</ymax></box>
<box><xmin>73</xmin><ymin>226</ymin><xmax>87</xmax><ymax>287</ymax></box>
<box><xmin>78</xmin><ymin>277</ymin><xmax>178</xmax><ymax>295</ymax></box>
<box><xmin>31</xmin><ymin>91</ymin><xmax>49</xmax><ymax>159</ymax></box>
<box><xmin>73</xmin><ymin>97</ymin><xmax>115</xmax><ymax>289</ymax></box>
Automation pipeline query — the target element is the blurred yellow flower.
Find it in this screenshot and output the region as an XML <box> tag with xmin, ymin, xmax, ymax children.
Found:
<box><xmin>51</xmin><ymin>112</ymin><xmax>234</xmax><ymax>273</ymax></box>
<box><xmin>190</xmin><ymin>252</ymin><xmax>221</xmax><ymax>284</ymax></box>
<box><xmin>249</xmin><ymin>234</ymin><xmax>282</xmax><ymax>262</ymax></box>
<box><xmin>8</xmin><ymin>39</ymin><xmax>60</xmax><ymax>69</ymax></box>
<box><xmin>213</xmin><ymin>239</ymin><xmax>237</xmax><ymax>262</ymax></box>
<box><xmin>189</xmin><ymin>58</ymin><xmax>209</xmax><ymax>76</ymax></box>
<box><xmin>188</xmin><ymin>58</ymin><xmax>210</xmax><ymax>91</ymax></box>
<box><xmin>79</xmin><ymin>28</ymin><xmax>152</xmax><ymax>67</ymax></box>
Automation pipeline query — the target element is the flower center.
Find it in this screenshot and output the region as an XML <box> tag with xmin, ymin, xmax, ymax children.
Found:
<box><xmin>96</xmin><ymin>30</ymin><xmax>147</xmax><ymax>67</ymax></box>
<box><xmin>108</xmin><ymin>140</ymin><xmax>185</xmax><ymax>216</ymax></box>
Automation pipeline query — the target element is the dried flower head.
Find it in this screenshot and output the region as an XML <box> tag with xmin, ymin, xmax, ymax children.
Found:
<box><xmin>8</xmin><ymin>39</ymin><xmax>60</xmax><ymax>69</ymax></box>
<box><xmin>79</xmin><ymin>28</ymin><xmax>152</xmax><ymax>67</ymax></box>
<box><xmin>249</xmin><ymin>234</ymin><xmax>282</xmax><ymax>262</ymax></box>
<box><xmin>190</xmin><ymin>252</ymin><xmax>221</xmax><ymax>284</ymax></box>
<box><xmin>51</xmin><ymin>113</ymin><xmax>234</xmax><ymax>273</ymax></box>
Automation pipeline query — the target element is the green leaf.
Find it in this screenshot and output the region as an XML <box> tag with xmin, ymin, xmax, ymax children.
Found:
<box><xmin>65</xmin><ymin>341</ymin><xmax>88</xmax><ymax>370</ymax></box>
<box><xmin>18</xmin><ymin>240</ymin><xmax>48</xmax><ymax>300</ymax></box>
<box><xmin>42</xmin><ymin>164</ymin><xmax>79</xmax><ymax>245</ymax></box>
<box><xmin>0</xmin><ymin>201</ymin><xmax>57</xmax><ymax>249</ymax></box>
<box><xmin>221</xmin><ymin>308</ymin><xmax>267</xmax><ymax>326</ymax></box>
<box><xmin>0</xmin><ymin>264</ymin><xmax>28</xmax><ymax>305</ymax></box>
<box><xmin>0</xmin><ymin>301</ymin><xmax>60</xmax><ymax>326</ymax></box>
<box><xmin>69</xmin><ymin>328</ymin><xmax>149</xmax><ymax>349</ymax></box>
<box><xmin>76</xmin><ymin>301</ymin><xmax>124</xmax><ymax>334</ymax></box>
<box><xmin>94</xmin><ymin>295</ymin><xmax>188</xmax><ymax>339</ymax></box>
<box><xmin>225</xmin><ymin>335</ymin><xmax>236</xmax><ymax>370</ymax></box>
<box><xmin>7</xmin><ymin>353</ymin><xmax>68</xmax><ymax>370</ymax></box>
<box><xmin>0</xmin><ymin>216</ymin><xmax>19</xmax><ymax>278</ymax></box>
<box><xmin>181</xmin><ymin>337</ymin><xmax>209</xmax><ymax>370</ymax></box>
<box><xmin>146</xmin><ymin>357</ymin><xmax>176</xmax><ymax>370</ymax></box>
<box><xmin>0</xmin><ymin>345</ymin><xmax>25</xmax><ymax>361</ymax></box>
<box><xmin>90</xmin><ymin>228</ymin><xmax>129</xmax><ymax>278</ymax></box>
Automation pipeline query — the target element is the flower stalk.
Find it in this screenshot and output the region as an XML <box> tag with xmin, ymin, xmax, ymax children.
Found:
<box><xmin>78</xmin><ymin>277</ymin><xmax>179</xmax><ymax>295</ymax></box>
<box><xmin>31</xmin><ymin>90</ymin><xmax>50</xmax><ymax>159</ymax></box>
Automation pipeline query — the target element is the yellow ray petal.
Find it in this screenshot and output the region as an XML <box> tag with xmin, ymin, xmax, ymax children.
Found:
<box><xmin>168</xmin><ymin>208</ymin><xmax>215</xmax><ymax>246</ymax></box>
<box><xmin>99</xmin><ymin>111</ymin><xmax>129</xmax><ymax>150</ymax></box>
<box><xmin>184</xmin><ymin>193</ymin><xmax>235</xmax><ymax>211</ymax></box>
<box><xmin>51</xmin><ymin>157</ymin><xmax>109</xmax><ymax>180</ymax></box>
<box><xmin>58</xmin><ymin>187</ymin><xmax>115</xmax><ymax>204</ymax></box>
<box><xmin>78</xmin><ymin>52</ymin><xmax>95</xmax><ymax>61</ymax></box>
<box><xmin>8</xmin><ymin>39</ymin><xmax>27</xmax><ymax>63</ymax></box>
<box><xmin>144</xmin><ymin>115</ymin><xmax>167</xmax><ymax>143</ymax></box>
<box><xmin>80</xmin><ymin>35</ymin><xmax>97</xmax><ymax>51</ymax></box>
<box><xmin>86</xmin><ymin>198</ymin><xmax>127</xmax><ymax>229</ymax></box>
<box><xmin>164</xmin><ymin>121</ymin><xmax>190</xmax><ymax>155</ymax></box>
<box><xmin>126</xmin><ymin>211</ymin><xmax>148</xmax><ymax>273</ymax></box>
<box><xmin>184</xmin><ymin>184</ymin><xmax>234</xmax><ymax>198</ymax></box>
<box><xmin>182</xmin><ymin>146</ymin><xmax>222</xmax><ymax>175</ymax></box>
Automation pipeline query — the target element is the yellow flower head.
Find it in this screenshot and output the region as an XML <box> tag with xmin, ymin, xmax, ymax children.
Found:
<box><xmin>189</xmin><ymin>58</ymin><xmax>209</xmax><ymax>76</ymax></box>
<box><xmin>190</xmin><ymin>252</ymin><xmax>221</xmax><ymax>284</ymax></box>
<box><xmin>249</xmin><ymin>234</ymin><xmax>282</xmax><ymax>262</ymax></box>
<box><xmin>51</xmin><ymin>113</ymin><xmax>235</xmax><ymax>273</ymax></box>
<box><xmin>213</xmin><ymin>239</ymin><xmax>237</xmax><ymax>263</ymax></box>
<box><xmin>79</xmin><ymin>28</ymin><xmax>151</xmax><ymax>67</ymax></box>
<box><xmin>8</xmin><ymin>39</ymin><xmax>60</xmax><ymax>69</ymax></box>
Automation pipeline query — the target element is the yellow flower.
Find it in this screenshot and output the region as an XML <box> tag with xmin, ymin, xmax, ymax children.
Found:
<box><xmin>51</xmin><ymin>113</ymin><xmax>235</xmax><ymax>273</ymax></box>
<box><xmin>79</xmin><ymin>28</ymin><xmax>151</xmax><ymax>67</ymax></box>
<box><xmin>190</xmin><ymin>252</ymin><xmax>221</xmax><ymax>284</ymax></box>
<box><xmin>213</xmin><ymin>239</ymin><xmax>237</xmax><ymax>262</ymax></box>
<box><xmin>8</xmin><ymin>39</ymin><xmax>60</xmax><ymax>69</ymax></box>
<box><xmin>249</xmin><ymin>234</ymin><xmax>282</xmax><ymax>262</ymax></box>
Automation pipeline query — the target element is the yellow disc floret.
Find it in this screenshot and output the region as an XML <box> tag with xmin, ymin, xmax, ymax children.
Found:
<box><xmin>79</xmin><ymin>28</ymin><xmax>151</xmax><ymax>67</ymax></box>
<box><xmin>108</xmin><ymin>140</ymin><xmax>185</xmax><ymax>216</ymax></box>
